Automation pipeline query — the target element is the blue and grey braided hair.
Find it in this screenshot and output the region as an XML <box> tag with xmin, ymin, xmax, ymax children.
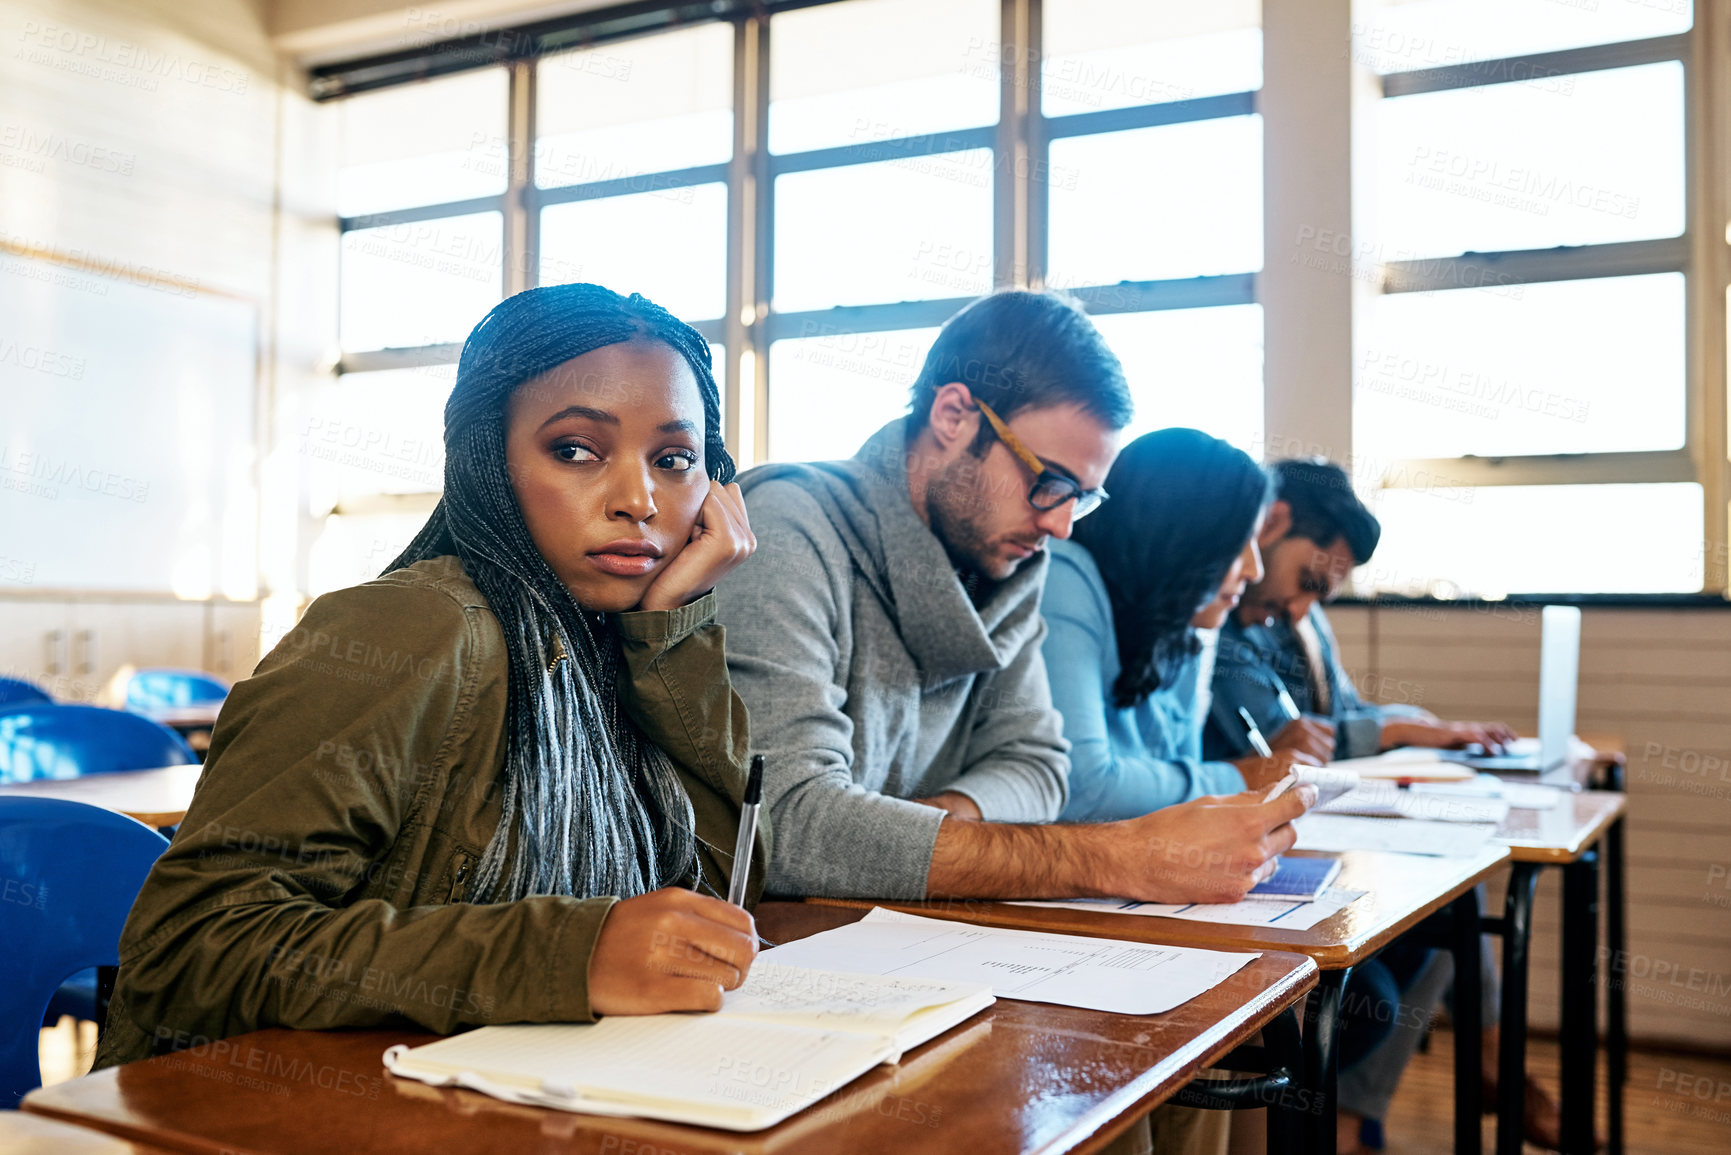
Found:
<box><xmin>388</xmin><ymin>283</ymin><xmax>734</xmax><ymax>904</ymax></box>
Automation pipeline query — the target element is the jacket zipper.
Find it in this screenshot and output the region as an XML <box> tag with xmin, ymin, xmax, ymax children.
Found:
<box><xmin>447</xmin><ymin>852</ymin><xmax>471</xmax><ymax>903</ymax></box>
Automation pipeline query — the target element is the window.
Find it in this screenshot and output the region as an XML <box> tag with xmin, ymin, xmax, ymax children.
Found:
<box><xmin>1353</xmin><ymin>0</ymin><xmax>1706</xmax><ymax>595</ymax></box>
<box><xmin>1038</xmin><ymin>0</ymin><xmax>1265</xmax><ymax>464</ymax></box>
<box><xmin>1040</xmin><ymin>0</ymin><xmax>1261</xmax><ymax>115</ymax></box>
<box><xmin>1046</xmin><ymin>116</ymin><xmax>1263</xmax><ymax>286</ymax></box>
<box><xmin>315</xmin><ymin>0</ymin><xmax>1722</xmax><ymax>595</ymax></box>
<box><xmin>766</xmin><ymin>0</ymin><xmax>999</xmax><ymax>154</ymax></box>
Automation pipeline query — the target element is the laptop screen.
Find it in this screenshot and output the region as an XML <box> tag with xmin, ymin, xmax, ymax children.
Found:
<box><xmin>1537</xmin><ymin>606</ymin><xmax>1581</xmax><ymax>770</ymax></box>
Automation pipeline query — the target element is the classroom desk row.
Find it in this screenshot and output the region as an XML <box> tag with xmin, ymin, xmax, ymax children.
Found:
<box><xmin>17</xmin><ymin>749</ymin><xmax>1629</xmax><ymax>1155</ymax></box>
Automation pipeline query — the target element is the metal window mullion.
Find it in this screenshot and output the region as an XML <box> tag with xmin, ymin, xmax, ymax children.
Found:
<box><xmin>764</xmin><ymin>297</ymin><xmax>991</xmax><ymax>343</ymax></box>
<box><xmin>752</xmin><ymin>14</ymin><xmax>774</xmax><ymax>465</ymax></box>
<box><xmin>1042</xmin><ymin>90</ymin><xmax>1258</xmax><ymax>140</ymax></box>
<box><xmin>769</xmin><ymin>128</ymin><xmax>997</xmax><ymax>177</ymax></box>
<box><xmin>995</xmin><ymin>0</ymin><xmax>1035</xmax><ymax>289</ymax></box>
<box><xmin>726</xmin><ymin>15</ymin><xmax>772</xmax><ymax>466</ymax></box>
<box><xmin>724</xmin><ymin>17</ymin><xmax>753</xmax><ymax>458</ymax></box>
<box><xmin>532</xmin><ymin>162</ymin><xmax>733</xmax><ymax>207</ymax></box>
<box><xmin>1380</xmin><ymin>33</ymin><xmax>1688</xmax><ymax>98</ymax></box>
<box><xmin>759</xmin><ymin>274</ymin><xmax>1258</xmax><ymax>342</ymax></box>
<box><xmin>1381</xmin><ymin>237</ymin><xmax>1687</xmax><ymax>293</ymax></box>
<box><xmin>338</xmin><ymin>345</ymin><xmax>465</xmax><ymax>375</ymax></box>
<box><xmin>340</xmin><ymin>195</ymin><xmax>508</xmax><ymax>233</ymax></box>
<box><xmin>505</xmin><ymin>60</ymin><xmax>536</xmax><ymax>296</ymax></box>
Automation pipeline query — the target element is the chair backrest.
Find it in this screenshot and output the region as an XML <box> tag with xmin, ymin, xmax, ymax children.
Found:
<box><xmin>0</xmin><ymin>796</ymin><xmax>169</xmax><ymax>1106</ymax></box>
<box><xmin>0</xmin><ymin>678</ymin><xmax>51</xmax><ymax>707</ymax></box>
<box><xmin>123</xmin><ymin>669</ymin><xmax>229</xmax><ymax>712</ymax></box>
<box><xmin>0</xmin><ymin>705</ymin><xmax>196</xmax><ymax>785</ymax></box>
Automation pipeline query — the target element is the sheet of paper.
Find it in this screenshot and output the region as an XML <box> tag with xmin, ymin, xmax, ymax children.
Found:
<box><xmin>1319</xmin><ymin>781</ymin><xmax>1511</xmax><ymax>824</ymax></box>
<box><xmin>1011</xmin><ymin>887</ymin><xmax>1366</xmax><ymax>931</ymax></box>
<box><xmin>1293</xmin><ymin>813</ymin><xmax>1498</xmax><ymax>857</ymax></box>
<box><xmin>759</xmin><ymin>908</ymin><xmax>1259</xmax><ymax>1015</ymax></box>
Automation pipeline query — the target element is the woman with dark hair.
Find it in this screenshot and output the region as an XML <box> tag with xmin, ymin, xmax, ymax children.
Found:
<box><xmin>96</xmin><ymin>284</ymin><xmax>765</xmax><ymax>1068</ymax></box>
<box><xmin>1046</xmin><ymin>427</ymin><xmax>1443</xmax><ymax>1154</ymax></box>
<box><xmin>1044</xmin><ymin>427</ymin><xmax>1326</xmax><ymax>823</ymax></box>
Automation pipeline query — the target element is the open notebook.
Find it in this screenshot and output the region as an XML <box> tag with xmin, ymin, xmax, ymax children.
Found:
<box><xmin>382</xmin><ymin>962</ymin><xmax>993</xmax><ymax>1132</ymax></box>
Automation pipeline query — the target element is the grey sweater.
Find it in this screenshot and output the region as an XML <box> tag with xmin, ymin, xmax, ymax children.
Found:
<box><xmin>714</xmin><ymin>419</ymin><xmax>1069</xmax><ymax>900</ymax></box>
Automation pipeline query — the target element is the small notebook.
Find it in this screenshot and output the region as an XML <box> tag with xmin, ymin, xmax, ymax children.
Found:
<box><xmin>1247</xmin><ymin>855</ymin><xmax>1342</xmax><ymax>900</ymax></box>
<box><xmin>382</xmin><ymin>963</ymin><xmax>993</xmax><ymax>1132</ymax></box>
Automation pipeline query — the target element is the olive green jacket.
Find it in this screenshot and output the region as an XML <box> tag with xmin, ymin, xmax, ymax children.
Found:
<box><xmin>95</xmin><ymin>556</ymin><xmax>768</xmax><ymax>1069</ymax></box>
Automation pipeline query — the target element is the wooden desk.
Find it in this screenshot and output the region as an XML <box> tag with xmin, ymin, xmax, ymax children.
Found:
<box><xmin>23</xmin><ymin>902</ymin><xmax>1320</xmax><ymax>1155</ymax></box>
<box><xmin>814</xmin><ymin>846</ymin><xmax>1510</xmax><ymax>1155</ymax></box>
<box><xmin>1494</xmin><ymin>789</ymin><xmax>1624</xmax><ymax>864</ymax></box>
<box><xmin>1487</xmin><ymin>789</ymin><xmax>1628</xmax><ymax>1155</ymax></box>
<box><xmin>0</xmin><ymin>764</ymin><xmax>199</xmax><ymax>827</ymax></box>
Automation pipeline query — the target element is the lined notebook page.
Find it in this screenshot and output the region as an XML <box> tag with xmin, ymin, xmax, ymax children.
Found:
<box><xmin>721</xmin><ymin>963</ymin><xmax>986</xmax><ymax>1033</ymax></box>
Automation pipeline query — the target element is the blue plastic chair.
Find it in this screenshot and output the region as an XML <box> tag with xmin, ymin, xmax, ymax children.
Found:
<box><xmin>0</xmin><ymin>677</ymin><xmax>51</xmax><ymax>707</ymax></box>
<box><xmin>0</xmin><ymin>704</ymin><xmax>195</xmax><ymax>785</ymax></box>
<box><xmin>122</xmin><ymin>669</ymin><xmax>229</xmax><ymax>713</ymax></box>
<box><xmin>1</xmin><ymin>797</ymin><xmax>169</xmax><ymax>1106</ymax></box>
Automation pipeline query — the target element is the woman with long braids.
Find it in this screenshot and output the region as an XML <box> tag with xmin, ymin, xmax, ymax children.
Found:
<box><xmin>95</xmin><ymin>284</ymin><xmax>766</xmax><ymax>1068</ymax></box>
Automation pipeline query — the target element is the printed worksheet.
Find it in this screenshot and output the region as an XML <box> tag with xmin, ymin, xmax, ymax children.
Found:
<box><xmin>759</xmin><ymin>908</ymin><xmax>1260</xmax><ymax>1015</ymax></box>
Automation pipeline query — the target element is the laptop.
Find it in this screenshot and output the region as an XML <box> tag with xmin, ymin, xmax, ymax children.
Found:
<box><xmin>1454</xmin><ymin>605</ymin><xmax>1581</xmax><ymax>773</ymax></box>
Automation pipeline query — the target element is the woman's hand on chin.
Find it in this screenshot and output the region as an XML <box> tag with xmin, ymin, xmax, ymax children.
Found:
<box><xmin>636</xmin><ymin>480</ymin><xmax>756</xmax><ymax>612</ymax></box>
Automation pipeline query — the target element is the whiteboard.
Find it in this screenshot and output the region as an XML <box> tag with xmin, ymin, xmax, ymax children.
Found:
<box><xmin>0</xmin><ymin>253</ymin><xmax>258</xmax><ymax>595</ymax></box>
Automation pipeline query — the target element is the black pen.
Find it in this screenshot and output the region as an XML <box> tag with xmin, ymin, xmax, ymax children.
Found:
<box><xmin>726</xmin><ymin>755</ymin><xmax>764</xmax><ymax>908</ymax></box>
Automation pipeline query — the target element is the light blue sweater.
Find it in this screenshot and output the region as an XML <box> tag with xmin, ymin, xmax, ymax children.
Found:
<box><xmin>1041</xmin><ymin>538</ymin><xmax>1246</xmax><ymax>822</ymax></box>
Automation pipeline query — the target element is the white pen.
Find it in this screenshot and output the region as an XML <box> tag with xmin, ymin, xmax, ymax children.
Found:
<box><xmin>726</xmin><ymin>755</ymin><xmax>765</xmax><ymax>908</ymax></box>
<box><xmin>1237</xmin><ymin>706</ymin><xmax>1274</xmax><ymax>759</ymax></box>
<box><xmin>1274</xmin><ymin>684</ymin><xmax>1302</xmax><ymax>723</ymax></box>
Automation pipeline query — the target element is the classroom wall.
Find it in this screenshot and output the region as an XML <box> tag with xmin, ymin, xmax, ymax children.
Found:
<box><xmin>1331</xmin><ymin>603</ymin><xmax>1731</xmax><ymax>1051</ymax></box>
<box><xmin>0</xmin><ymin>0</ymin><xmax>334</xmax><ymax>676</ymax></box>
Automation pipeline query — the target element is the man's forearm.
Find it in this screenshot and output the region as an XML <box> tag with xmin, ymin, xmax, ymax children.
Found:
<box><xmin>925</xmin><ymin>816</ymin><xmax>1106</xmax><ymax>900</ymax></box>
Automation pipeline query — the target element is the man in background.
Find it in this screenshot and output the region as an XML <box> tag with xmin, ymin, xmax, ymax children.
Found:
<box><xmin>1205</xmin><ymin>457</ymin><xmax>1517</xmax><ymax>762</ymax></box>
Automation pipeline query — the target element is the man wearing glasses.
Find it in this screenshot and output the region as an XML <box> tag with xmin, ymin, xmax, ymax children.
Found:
<box><xmin>715</xmin><ymin>291</ymin><xmax>1313</xmax><ymax>904</ymax></box>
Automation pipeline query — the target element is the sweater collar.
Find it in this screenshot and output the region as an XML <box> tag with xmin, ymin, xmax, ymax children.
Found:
<box><xmin>851</xmin><ymin>419</ymin><xmax>1049</xmax><ymax>685</ymax></box>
